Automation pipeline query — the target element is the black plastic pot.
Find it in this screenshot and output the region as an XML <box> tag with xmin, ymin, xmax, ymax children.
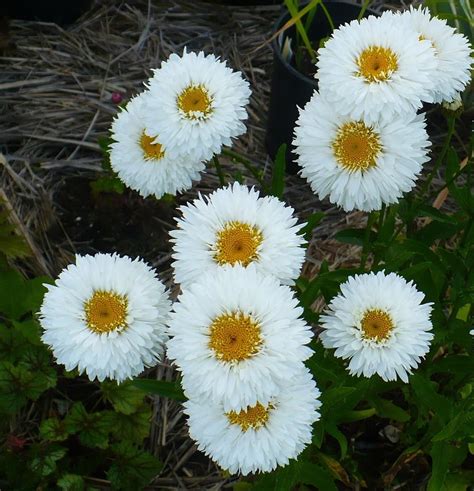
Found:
<box><xmin>266</xmin><ymin>0</ymin><xmax>380</xmax><ymax>173</ymax></box>
<box><xmin>206</xmin><ymin>1</ymin><xmax>281</xmax><ymax>5</ymax></box>
<box><xmin>3</xmin><ymin>0</ymin><xmax>92</xmax><ymax>25</ymax></box>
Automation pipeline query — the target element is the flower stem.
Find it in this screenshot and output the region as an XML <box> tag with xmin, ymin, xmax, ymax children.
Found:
<box><xmin>419</xmin><ymin>115</ymin><xmax>456</xmax><ymax>202</ymax></box>
<box><xmin>212</xmin><ymin>155</ymin><xmax>226</xmax><ymax>187</ymax></box>
<box><xmin>360</xmin><ymin>211</ymin><xmax>376</xmax><ymax>270</ymax></box>
<box><xmin>221</xmin><ymin>148</ymin><xmax>267</xmax><ymax>191</ymax></box>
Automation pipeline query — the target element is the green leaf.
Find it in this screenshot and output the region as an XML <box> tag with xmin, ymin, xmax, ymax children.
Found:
<box><xmin>428</xmin><ymin>442</ymin><xmax>469</xmax><ymax>491</ymax></box>
<box><xmin>0</xmin><ymin>324</ymin><xmax>28</xmax><ymax>363</ymax></box>
<box><xmin>0</xmin><ymin>222</ymin><xmax>30</xmax><ymax>259</ymax></box>
<box><xmin>101</xmin><ymin>380</ymin><xmax>145</xmax><ymax>415</ymax></box>
<box><xmin>300</xmin><ymin>212</ymin><xmax>325</xmax><ymax>241</ymax></box>
<box><xmin>65</xmin><ymin>403</ymin><xmax>110</xmax><ymax>449</ymax></box>
<box><xmin>325</xmin><ymin>422</ymin><xmax>348</xmax><ymax>459</ymax></box>
<box><xmin>270</xmin><ymin>143</ymin><xmax>286</xmax><ymax>198</ymax></box>
<box><xmin>0</xmin><ymin>271</ymin><xmax>50</xmax><ymax>319</ymax></box>
<box><xmin>40</xmin><ymin>418</ymin><xmax>69</xmax><ymax>442</ymax></box>
<box><xmin>20</xmin><ymin>346</ymin><xmax>57</xmax><ymax>391</ymax></box>
<box><xmin>57</xmin><ymin>474</ymin><xmax>85</xmax><ymax>491</ymax></box>
<box><xmin>90</xmin><ymin>176</ymin><xmax>125</xmax><ymax>195</ymax></box>
<box><xmin>334</xmin><ymin>228</ymin><xmax>367</xmax><ymax>246</ymax></box>
<box><xmin>371</xmin><ymin>398</ymin><xmax>410</xmax><ymax>423</ymax></box>
<box><xmin>132</xmin><ymin>379</ymin><xmax>186</xmax><ymax>401</ymax></box>
<box><xmin>253</xmin><ymin>459</ymin><xmax>337</xmax><ymax>491</ymax></box>
<box><xmin>30</xmin><ymin>444</ymin><xmax>66</xmax><ymax>477</ymax></box>
<box><xmin>416</xmin><ymin>205</ymin><xmax>458</xmax><ymax>224</ymax></box>
<box><xmin>104</xmin><ymin>404</ymin><xmax>152</xmax><ymax>443</ymax></box>
<box><xmin>433</xmin><ymin>413</ymin><xmax>468</xmax><ymax>442</ymax></box>
<box><xmin>107</xmin><ymin>442</ymin><xmax>162</xmax><ymax>491</ymax></box>
<box><xmin>13</xmin><ymin>319</ymin><xmax>42</xmax><ymax>346</ymax></box>
<box><xmin>0</xmin><ymin>361</ymin><xmax>47</xmax><ymax>412</ymax></box>
<box><xmin>410</xmin><ymin>373</ymin><xmax>452</xmax><ymax>423</ymax></box>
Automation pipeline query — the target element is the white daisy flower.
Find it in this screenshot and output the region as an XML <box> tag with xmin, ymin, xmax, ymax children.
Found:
<box><xmin>184</xmin><ymin>367</ymin><xmax>321</xmax><ymax>475</ymax></box>
<box><xmin>320</xmin><ymin>271</ymin><xmax>433</xmax><ymax>383</ymax></box>
<box><xmin>293</xmin><ymin>91</ymin><xmax>430</xmax><ymax>212</ymax></box>
<box><xmin>316</xmin><ymin>14</ymin><xmax>437</xmax><ymax>122</ymax></box>
<box><xmin>397</xmin><ymin>7</ymin><xmax>473</xmax><ymax>103</ymax></box>
<box><xmin>40</xmin><ymin>253</ymin><xmax>171</xmax><ymax>383</ymax></box>
<box><xmin>170</xmin><ymin>182</ymin><xmax>306</xmax><ymax>287</ymax></box>
<box><xmin>110</xmin><ymin>94</ymin><xmax>205</xmax><ymax>199</ymax></box>
<box><xmin>167</xmin><ymin>265</ymin><xmax>313</xmax><ymax>411</ymax></box>
<box><xmin>144</xmin><ymin>49</ymin><xmax>251</xmax><ymax>161</ymax></box>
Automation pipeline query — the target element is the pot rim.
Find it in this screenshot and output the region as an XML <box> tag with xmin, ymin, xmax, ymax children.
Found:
<box><xmin>271</xmin><ymin>0</ymin><xmax>381</xmax><ymax>86</ymax></box>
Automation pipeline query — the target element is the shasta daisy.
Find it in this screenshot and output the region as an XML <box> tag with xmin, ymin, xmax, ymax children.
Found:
<box><xmin>144</xmin><ymin>49</ymin><xmax>251</xmax><ymax>161</ymax></box>
<box><xmin>166</xmin><ymin>265</ymin><xmax>313</xmax><ymax>411</ymax></box>
<box><xmin>110</xmin><ymin>94</ymin><xmax>205</xmax><ymax>199</ymax></box>
<box><xmin>184</xmin><ymin>367</ymin><xmax>321</xmax><ymax>475</ymax></box>
<box><xmin>293</xmin><ymin>91</ymin><xmax>430</xmax><ymax>211</ymax></box>
<box><xmin>40</xmin><ymin>253</ymin><xmax>171</xmax><ymax>382</ymax></box>
<box><xmin>170</xmin><ymin>182</ymin><xmax>306</xmax><ymax>287</ymax></box>
<box><xmin>320</xmin><ymin>271</ymin><xmax>433</xmax><ymax>382</ymax></box>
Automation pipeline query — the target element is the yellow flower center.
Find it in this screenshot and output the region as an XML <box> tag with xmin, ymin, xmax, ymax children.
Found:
<box><xmin>84</xmin><ymin>290</ymin><xmax>128</xmax><ymax>334</ymax></box>
<box><xmin>227</xmin><ymin>402</ymin><xmax>272</xmax><ymax>431</ymax></box>
<box><xmin>361</xmin><ymin>308</ymin><xmax>393</xmax><ymax>342</ymax></box>
<box><xmin>332</xmin><ymin>121</ymin><xmax>382</xmax><ymax>172</ymax></box>
<box><xmin>213</xmin><ymin>221</ymin><xmax>263</xmax><ymax>266</ymax></box>
<box><xmin>208</xmin><ymin>311</ymin><xmax>262</xmax><ymax>362</ymax></box>
<box><xmin>139</xmin><ymin>132</ymin><xmax>165</xmax><ymax>161</ymax></box>
<box><xmin>356</xmin><ymin>46</ymin><xmax>398</xmax><ymax>82</ymax></box>
<box><xmin>177</xmin><ymin>84</ymin><xmax>213</xmax><ymax>120</ymax></box>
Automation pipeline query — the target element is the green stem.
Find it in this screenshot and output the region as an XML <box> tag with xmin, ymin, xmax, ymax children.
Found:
<box><xmin>319</xmin><ymin>1</ymin><xmax>335</xmax><ymax>31</ymax></box>
<box><xmin>221</xmin><ymin>148</ymin><xmax>267</xmax><ymax>191</ymax></box>
<box><xmin>212</xmin><ymin>155</ymin><xmax>226</xmax><ymax>187</ymax></box>
<box><xmin>372</xmin><ymin>204</ymin><xmax>386</xmax><ymax>268</ymax></box>
<box><xmin>360</xmin><ymin>212</ymin><xmax>376</xmax><ymax>270</ymax></box>
<box><xmin>419</xmin><ymin>116</ymin><xmax>456</xmax><ymax>202</ymax></box>
<box><xmin>358</xmin><ymin>0</ymin><xmax>372</xmax><ymax>20</ymax></box>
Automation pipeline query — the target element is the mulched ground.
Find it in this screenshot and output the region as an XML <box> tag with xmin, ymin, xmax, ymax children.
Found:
<box><xmin>1</xmin><ymin>0</ymin><xmax>461</xmax><ymax>488</ymax></box>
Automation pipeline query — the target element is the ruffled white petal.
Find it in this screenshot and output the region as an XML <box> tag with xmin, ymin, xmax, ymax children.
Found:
<box><xmin>396</xmin><ymin>7</ymin><xmax>473</xmax><ymax>103</ymax></box>
<box><xmin>320</xmin><ymin>271</ymin><xmax>433</xmax><ymax>382</ymax></box>
<box><xmin>39</xmin><ymin>253</ymin><xmax>171</xmax><ymax>382</ymax></box>
<box><xmin>110</xmin><ymin>94</ymin><xmax>205</xmax><ymax>199</ymax></box>
<box><xmin>144</xmin><ymin>49</ymin><xmax>251</xmax><ymax>161</ymax></box>
<box><xmin>166</xmin><ymin>265</ymin><xmax>313</xmax><ymax>411</ymax></box>
<box><xmin>184</xmin><ymin>367</ymin><xmax>321</xmax><ymax>475</ymax></box>
<box><xmin>316</xmin><ymin>14</ymin><xmax>438</xmax><ymax>122</ymax></box>
<box><xmin>293</xmin><ymin>91</ymin><xmax>431</xmax><ymax>212</ymax></box>
<box><xmin>170</xmin><ymin>182</ymin><xmax>306</xmax><ymax>287</ymax></box>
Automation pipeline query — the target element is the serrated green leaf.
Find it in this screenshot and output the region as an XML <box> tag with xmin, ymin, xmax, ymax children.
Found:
<box><xmin>20</xmin><ymin>346</ymin><xmax>57</xmax><ymax>391</ymax></box>
<box><xmin>30</xmin><ymin>444</ymin><xmax>66</xmax><ymax>477</ymax></box>
<box><xmin>40</xmin><ymin>418</ymin><xmax>69</xmax><ymax>442</ymax></box>
<box><xmin>132</xmin><ymin>379</ymin><xmax>186</xmax><ymax>401</ymax></box>
<box><xmin>57</xmin><ymin>474</ymin><xmax>85</xmax><ymax>491</ymax></box>
<box><xmin>101</xmin><ymin>380</ymin><xmax>145</xmax><ymax>415</ymax></box>
<box><xmin>0</xmin><ymin>324</ymin><xmax>28</xmax><ymax>362</ymax></box>
<box><xmin>65</xmin><ymin>403</ymin><xmax>110</xmax><ymax>449</ymax></box>
<box><xmin>432</xmin><ymin>412</ymin><xmax>471</xmax><ymax>442</ymax></box>
<box><xmin>0</xmin><ymin>361</ymin><xmax>47</xmax><ymax>412</ymax></box>
<box><xmin>107</xmin><ymin>442</ymin><xmax>162</xmax><ymax>490</ymax></box>
<box><xmin>0</xmin><ymin>271</ymin><xmax>50</xmax><ymax>319</ymax></box>
<box><xmin>13</xmin><ymin>319</ymin><xmax>42</xmax><ymax>346</ymax></box>
<box><xmin>104</xmin><ymin>404</ymin><xmax>152</xmax><ymax>443</ymax></box>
